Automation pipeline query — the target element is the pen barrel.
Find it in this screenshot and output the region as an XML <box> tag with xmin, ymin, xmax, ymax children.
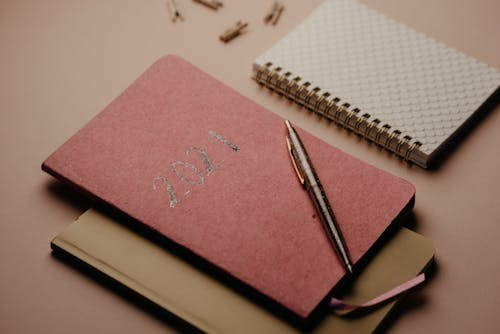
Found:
<box><xmin>308</xmin><ymin>180</ymin><xmax>353</xmax><ymax>274</ymax></box>
<box><xmin>285</xmin><ymin>120</ymin><xmax>353</xmax><ymax>273</ymax></box>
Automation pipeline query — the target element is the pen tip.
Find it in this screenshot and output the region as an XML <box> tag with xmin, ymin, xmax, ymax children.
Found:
<box><xmin>347</xmin><ymin>263</ymin><xmax>353</xmax><ymax>274</ymax></box>
<box><xmin>285</xmin><ymin>119</ymin><xmax>292</xmax><ymax>129</ymax></box>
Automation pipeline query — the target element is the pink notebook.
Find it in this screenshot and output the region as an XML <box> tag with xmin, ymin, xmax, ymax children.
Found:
<box><xmin>42</xmin><ymin>55</ymin><xmax>415</xmax><ymax>319</ymax></box>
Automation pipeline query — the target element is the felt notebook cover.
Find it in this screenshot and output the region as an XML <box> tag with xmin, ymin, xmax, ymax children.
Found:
<box><xmin>42</xmin><ymin>55</ymin><xmax>415</xmax><ymax>319</ymax></box>
<box><xmin>51</xmin><ymin>209</ymin><xmax>435</xmax><ymax>334</ymax></box>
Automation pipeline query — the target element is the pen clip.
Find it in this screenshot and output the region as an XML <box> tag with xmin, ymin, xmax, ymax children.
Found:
<box><xmin>286</xmin><ymin>136</ymin><xmax>305</xmax><ymax>187</ymax></box>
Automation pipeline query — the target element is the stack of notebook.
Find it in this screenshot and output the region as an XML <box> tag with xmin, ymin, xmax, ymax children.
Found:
<box><xmin>45</xmin><ymin>55</ymin><xmax>434</xmax><ymax>333</ymax></box>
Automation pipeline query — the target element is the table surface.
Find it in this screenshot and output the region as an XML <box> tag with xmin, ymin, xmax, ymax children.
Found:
<box><xmin>1</xmin><ymin>0</ymin><xmax>499</xmax><ymax>333</ymax></box>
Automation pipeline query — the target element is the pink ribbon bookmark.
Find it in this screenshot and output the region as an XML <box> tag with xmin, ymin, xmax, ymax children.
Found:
<box><xmin>329</xmin><ymin>273</ymin><xmax>426</xmax><ymax>315</ymax></box>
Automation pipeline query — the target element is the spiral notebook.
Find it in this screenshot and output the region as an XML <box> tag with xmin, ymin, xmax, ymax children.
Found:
<box><xmin>253</xmin><ymin>0</ymin><xmax>500</xmax><ymax>168</ymax></box>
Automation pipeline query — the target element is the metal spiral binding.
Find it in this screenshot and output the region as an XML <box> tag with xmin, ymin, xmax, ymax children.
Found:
<box><xmin>254</xmin><ymin>62</ymin><xmax>423</xmax><ymax>162</ymax></box>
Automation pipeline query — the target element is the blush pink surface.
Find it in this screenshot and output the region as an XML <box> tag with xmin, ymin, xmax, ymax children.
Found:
<box><xmin>42</xmin><ymin>55</ymin><xmax>415</xmax><ymax>318</ymax></box>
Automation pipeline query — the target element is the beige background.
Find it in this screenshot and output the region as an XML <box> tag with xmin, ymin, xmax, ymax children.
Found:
<box><xmin>1</xmin><ymin>0</ymin><xmax>499</xmax><ymax>333</ymax></box>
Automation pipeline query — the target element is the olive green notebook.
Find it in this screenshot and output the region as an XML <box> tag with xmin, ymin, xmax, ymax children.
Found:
<box><xmin>51</xmin><ymin>209</ymin><xmax>434</xmax><ymax>333</ymax></box>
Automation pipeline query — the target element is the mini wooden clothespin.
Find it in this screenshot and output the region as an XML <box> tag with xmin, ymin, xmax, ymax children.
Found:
<box><xmin>264</xmin><ymin>1</ymin><xmax>284</xmax><ymax>25</ymax></box>
<box><xmin>166</xmin><ymin>0</ymin><xmax>184</xmax><ymax>22</ymax></box>
<box><xmin>192</xmin><ymin>0</ymin><xmax>223</xmax><ymax>10</ymax></box>
<box><xmin>219</xmin><ymin>20</ymin><xmax>248</xmax><ymax>43</ymax></box>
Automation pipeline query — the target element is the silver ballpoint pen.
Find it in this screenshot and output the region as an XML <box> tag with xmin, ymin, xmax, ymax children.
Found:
<box><xmin>285</xmin><ymin>120</ymin><xmax>353</xmax><ymax>274</ymax></box>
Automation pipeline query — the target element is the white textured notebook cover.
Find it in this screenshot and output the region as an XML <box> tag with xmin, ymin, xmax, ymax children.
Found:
<box><xmin>254</xmin><ymin>0</ymin><xmax>500</xmax><ymax>166</ymax></box>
